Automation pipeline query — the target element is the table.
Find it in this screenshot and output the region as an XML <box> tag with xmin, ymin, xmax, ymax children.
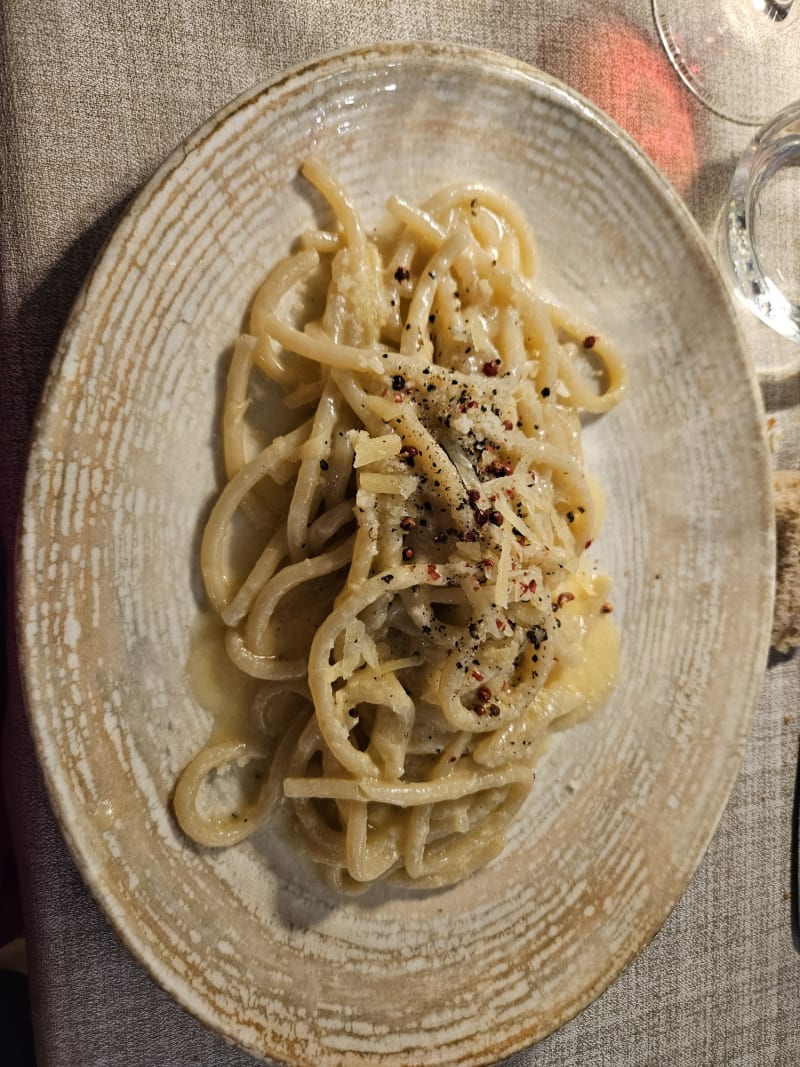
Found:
<box><xmin>2</xmin><ymin>2</ymin><xmax>798</xmax><ymax>1064</ymax></box>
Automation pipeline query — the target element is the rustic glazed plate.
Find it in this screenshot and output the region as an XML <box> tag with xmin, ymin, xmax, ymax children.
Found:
<box><xmin>17</xmin><ymin>43</ymin><xmax>774</xmax><ymax>1066</ymax></box>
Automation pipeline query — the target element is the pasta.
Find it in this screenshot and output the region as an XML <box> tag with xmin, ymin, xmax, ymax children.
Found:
<box><xmin>173</xmin><ymin>160</ymin><xmax>626</xmax><ymax>890</ymax></box>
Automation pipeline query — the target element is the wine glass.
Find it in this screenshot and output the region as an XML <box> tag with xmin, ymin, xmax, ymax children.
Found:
<box><xmin>652</xmin><ymin>0</ymin><xmax>800</xmax><ymax>125</ymax></box>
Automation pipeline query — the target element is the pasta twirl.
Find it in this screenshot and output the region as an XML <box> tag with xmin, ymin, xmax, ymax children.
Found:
<box><xmin>174</xmin><ymin>161</ymin><xmax>626</xmax><ymax>890</ymax></box>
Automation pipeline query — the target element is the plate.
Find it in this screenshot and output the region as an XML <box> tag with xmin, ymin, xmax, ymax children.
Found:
<box><xmin>17</xmin><ymin>42</ymin><xmax>774</xmax><ymax>1066</ymax></box>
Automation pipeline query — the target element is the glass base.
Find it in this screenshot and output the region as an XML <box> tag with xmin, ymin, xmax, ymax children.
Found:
<box><xmin>653</xmin><ymin>0</ymin><xmax>800</xmax><ymax>125</ymax></box>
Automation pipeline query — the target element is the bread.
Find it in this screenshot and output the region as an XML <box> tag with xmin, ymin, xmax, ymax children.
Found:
<box><xmin>772</xmin><ymin>469</ymin><xmax>800</xmax><ymax>654</ymax></box>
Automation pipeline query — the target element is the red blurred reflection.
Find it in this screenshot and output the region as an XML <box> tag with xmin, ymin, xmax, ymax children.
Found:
<box><xmin>556</xmin><ymin>20</ymin><xmax>699</xmax><ymax>196</ymax></box>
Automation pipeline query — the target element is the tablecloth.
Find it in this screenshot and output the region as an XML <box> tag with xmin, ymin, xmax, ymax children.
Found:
<box><xmin>2</xmin><ymin>2</ymin><xmax>799</xmax><ymax>1064</ymax></box>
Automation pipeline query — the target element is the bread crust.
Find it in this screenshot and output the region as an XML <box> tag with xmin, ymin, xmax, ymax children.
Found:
<box><xmin>772</xmin><ymin>470</ymin><xmax>800</xmax><ymax>654</ymax></box>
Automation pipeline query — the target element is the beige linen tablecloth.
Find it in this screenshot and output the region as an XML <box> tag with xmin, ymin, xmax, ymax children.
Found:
<box><xmin>2</xmin><ymin>1</ymin><xmax>799</xmax><ymax>1064</ymax></box>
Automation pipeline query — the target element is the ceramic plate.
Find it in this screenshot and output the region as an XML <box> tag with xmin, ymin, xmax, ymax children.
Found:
<box><xmin>17</xmin><ymin>43</ymin><xmax>774</xmax><ymax>1066</ymax></box>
